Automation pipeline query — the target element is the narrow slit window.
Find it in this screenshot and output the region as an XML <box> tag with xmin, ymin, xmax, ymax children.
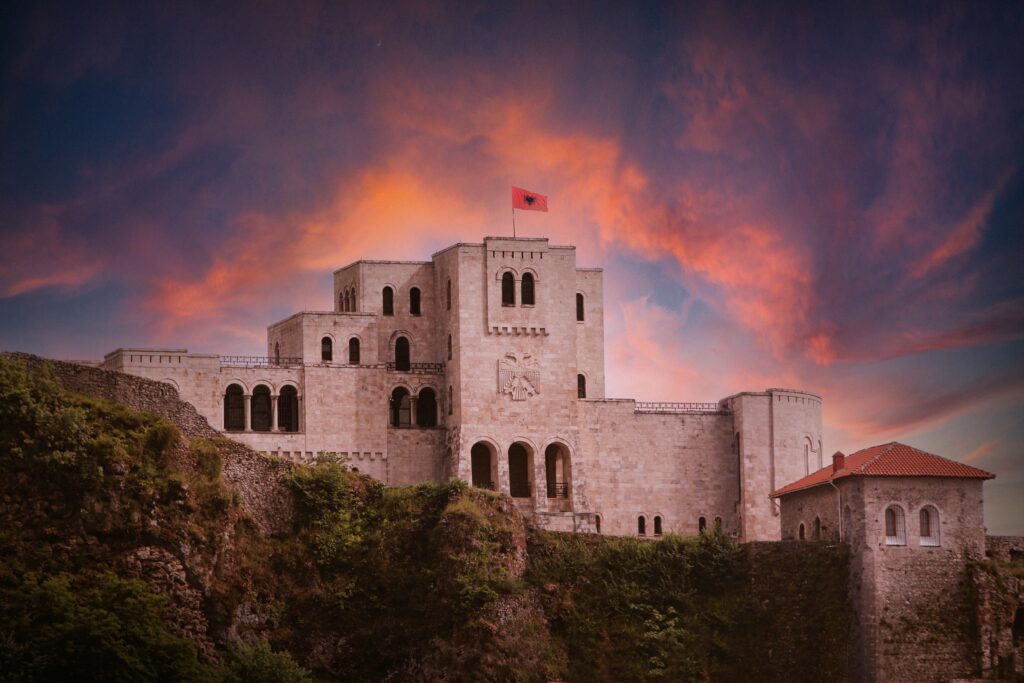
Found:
<box><xmin>410</xmin><ymin>287</ymin><xmax>421</xmax><ymax>315</ymax></box>
<box><xmin>383</xmin><ymin>287</ymin><xmax>394</xmax><ymax>316</ymax></box>
<box><xmin>577</xmin><ymin>374</ymin><xmax>586</xmax><ymax>399</ymax></box>
<box><xmin>576</xmin><ymin>293</ymin><xmax>585</xmax><ymax>321</ymax></box>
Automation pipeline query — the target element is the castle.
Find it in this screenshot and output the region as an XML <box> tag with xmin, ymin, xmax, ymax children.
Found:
<box><xmin>99</xmin><ymin>234</ymin><xmax>1021</xmax><ymax>680</ymax></box>
<box><xmin>102</xmin><ymin>235</ymin><xmax>825</xmax><ymax>540</ymax></box>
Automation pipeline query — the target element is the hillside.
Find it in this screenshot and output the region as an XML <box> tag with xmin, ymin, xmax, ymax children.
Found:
<box><xmin>0</xmin><ymin>354</ymin><xmax>854</xmax><ymax>682</ymax></box>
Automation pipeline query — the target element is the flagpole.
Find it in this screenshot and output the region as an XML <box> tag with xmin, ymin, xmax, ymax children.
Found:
<box><xmin>512</xmin><ymin>206</ymin><xmax>516</xmax><ymax>238</ymax></box>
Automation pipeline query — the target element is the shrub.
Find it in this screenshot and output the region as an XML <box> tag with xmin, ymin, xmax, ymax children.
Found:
<box><xmin>221</xmin><ymin>641</ymin><xmax>312</xmax><ymax>683</ymax></box>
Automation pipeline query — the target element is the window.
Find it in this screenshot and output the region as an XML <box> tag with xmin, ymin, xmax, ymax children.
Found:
<box><xmin>394</xmin><ymin>336</ymin><xmax>410</xmax><ymax>371</ymax></box>
<box><xmin>416</xmin><ymin>388</ymin><xmax>437</xmax><ymax>427</ymax></box>
<box><xmin>813</xmin><ymin>517</ymin><xmax>822</xmax><ymax>540</ymax></box>
<box><xmin>410</xmin><ymin>287</ymin><xmax>421</xmax><ymax>315</ymax></box>
<box><xmin>251</xmin><ymin>385</ymin><xmax>271</xmax><ymax>432</ymax></box>
<box><xmin>698</xmin><ymin>516</ymin><xmax>707</xmax><ymax>533</ymax></box>
<box><xmin>799</xmin><ymin>523</ymin><xmax>806</xmax><ymax>540</ymax></box>
<box><xmin>447</xmin><ymin>279</ymin><xmax>451</xmax><ymax>310</ymax></box>
<box><xmin>278</xmin><ymin>385</ymin><xmax>299</xmax><ymax>432</ymax></box>
<box><xmin>595</xmin><ymin>514</ymin><xmax>601</xmax><ymax>534</ymax></box>
<box><xmin>390</xmin><ymin>387</ymin><xmax>411</xmax><ymax>427</ymax></box>
<box><xmin>576</xmin><ymin>293</ymin><xmax>585</xmax><ymax>321</ymax></box>
<box><xmin>344</xmin><ymin>290</ymin><xmax>350</xmax><ymax>312</ymax></box>
<box><xmin>501</xmin><ymin>272</ymin><xmax>515</xmax><ymax>306</ymax></box>
<box><xmin>638</xmin><ymin>516</ymin><xmax>646</xmax><ymax>536</ymax></box>
<box><xmin>508</xmin><ymin>443</ymin><xmax>532</xmax><ymax>498</ymax></box>
<box><xmin>521</xmin><ymin>272</ymin><xmax>535</xmax><ymax>305</ymax></box>
<box><xmin>471</xmin><ymin>442</ymin><xmax>495</xmax><ymax>490</ymax></box>
<box><xmin>448</xmin><ymin>386</ymin><xmax>453</xmax><ymax>415</ymax></box>
<box><xmin>447</xmin><ymin>334</ymin><xmax>452</xmax><ymax>360</ymax></box>
<box><xmin>654</xmin><ymin>516</ymin><xmax>663</xmax><ymax>536</ymax></box>
<box><xmin>321</xmin><ymin>337</ymin><xmax>333</xmax><ymax>362</ymax></box>
<box><xmin>351</xmin><ymin>287</ymin><xmax>357</xmax><ymax>311</ymax></box>
<box><xmin>339</xmin><ymin>291</ymin><xmax>345</xmax><ymax>312</ymax></box>
<box><xmin>577</xmin><ymin>374</ymin><xmax>586</xmax><ymax>399</ymax></box>
<box><xmin>714</xmin><ymin>516</ymin><xmax>722</xmax><ymax>531</ymax></box>
<box><xmin>223</xmin><ymin>384</ymin><xmax>244</xmax><ymax>431</ymax></box>
<box><xmin>885</xmin><ymin>505</ymin><xmax>907</xmax><ymax>546</ymax></box>
<box><xmin>383</xmin><ymin>286</ymin><xmax>394</xmax><ymax>316</ymax></box>
<box><xmin>919</xmin><ymin>506</ymin><xmax>940</xmax><ymax>547</ymax></box>
<box><xmin>348</xmin><ymin>338</ymin><xmax>360</xmax><ymax>364</ymax></box>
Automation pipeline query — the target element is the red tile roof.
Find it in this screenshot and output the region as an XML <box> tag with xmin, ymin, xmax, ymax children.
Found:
<box><xmin>771</xmin><ymin>441</ymin><xmax>995</xmax><ymax>498</ymax></box>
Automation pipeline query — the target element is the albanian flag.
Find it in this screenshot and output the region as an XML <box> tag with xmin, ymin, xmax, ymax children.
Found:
<box><xmin>512</xmin><ymin>186</ymin><xmax>549</xmax><ymax>212</ymax></box>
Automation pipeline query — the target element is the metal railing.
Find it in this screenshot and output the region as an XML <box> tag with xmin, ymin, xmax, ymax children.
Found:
<box><xmin>634</xmin><ymin>401</ymin><xmax>726</xmax><ymax>414</ymax></box>
<box><xmin>547</xmin><ymin>482</ymin><xmax>569</xmax><ymax>499</ymax></box>
<box><xmin>220</xmin><ymin>355</ymin><xmax>303</xmax><ymax>368</ymax></box>
<box><xmin>386</xmin><ymin>362</ymin><xmax>445</xmax><ymax>374</ymax></box>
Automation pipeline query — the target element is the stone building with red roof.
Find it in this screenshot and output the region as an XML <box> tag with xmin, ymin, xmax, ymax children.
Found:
<box><xmin>771</xmin><ymin>442</ymin><xmax>1013</xmax><ymax>681</ymax></box>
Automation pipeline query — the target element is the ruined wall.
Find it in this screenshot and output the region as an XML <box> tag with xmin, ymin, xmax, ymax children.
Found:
<box><xmin>6</xmin><ymin>353</ymin><xmax>294</xmax><ymax>535</ymax></box>
<box><xmin>577</xmin><ymin>399</ymin><xmax>737</xmax><ymax>537</ymax></box>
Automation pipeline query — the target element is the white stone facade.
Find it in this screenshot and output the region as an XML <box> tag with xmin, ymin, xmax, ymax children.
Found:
<box><xmin>102</xmin><ymin>236</ymin><xmax>822</xmax><ymax>540</ymax></box>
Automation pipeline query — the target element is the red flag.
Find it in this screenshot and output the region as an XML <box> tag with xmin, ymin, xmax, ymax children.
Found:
<box><xmin>512</xmin><ymin>186</ymin><xmax>548</xmax><ymax>212</ymax></box>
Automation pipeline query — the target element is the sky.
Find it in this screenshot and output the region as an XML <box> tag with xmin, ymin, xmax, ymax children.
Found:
<box><xmin>1</xmin><ymin>2</ymin><xmax>1021</xmax><ymax>533</ymax></box>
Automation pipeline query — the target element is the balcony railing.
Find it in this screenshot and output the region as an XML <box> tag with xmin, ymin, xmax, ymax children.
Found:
<box><xmin>634</xmin><ymin>401</ymin><xmax>726</xmax><ymax>414</ymax></box>
<box><xmin>220</xmin><ymin>355</ymin><xmax>302</xmax><ymax>368</ymax></box>
<box><xmin>386</xmin><ymin>362</ymin><xmax>445</xmax><ymax>374</ymax></box>
<box><xmin>547</xmin><ymin>482</ymin><xmax>569</xmax><ymax>499</ymax></box>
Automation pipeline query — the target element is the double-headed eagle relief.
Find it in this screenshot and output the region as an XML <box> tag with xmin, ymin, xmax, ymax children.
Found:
<box><xmin>498</xmin><ymin>352</ymin><xmax>540</xmax><ymax>401</ymax></box>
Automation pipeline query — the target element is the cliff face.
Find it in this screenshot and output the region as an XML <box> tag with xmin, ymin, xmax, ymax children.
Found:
<box><xmin>0</xmin><ymin>354</ymin><xmax>859</xmax><ymax>682</ymax></box>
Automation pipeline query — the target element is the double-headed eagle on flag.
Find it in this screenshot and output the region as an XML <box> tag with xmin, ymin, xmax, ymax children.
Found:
<box><xmin>498</xmin><ymin>352</ymin><xmax>540</xmax><ymax>401</ymax></box>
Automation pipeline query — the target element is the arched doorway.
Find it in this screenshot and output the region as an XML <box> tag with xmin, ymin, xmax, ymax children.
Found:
<box><xmin>223</xmin><ymin>384</ymin><xmax>244</xmax><ymax>431</ymax></box>
<box><xmin>508</xmin><ymin>442</ymin><xmax>533</xmax><ymax>498</ymax></box>
<box><xmin>390</xmin><ymin>387</ymin><xmax>411</xmax><ymax>427</ymax></box>
<box><xmin>416</xmin><ymin>388</ymin><xmax>437</xmax><ymax>427</ymax></box>
<box><xmin>544</xmin><ymin>442</ymin><xmax>572</xmax><ymax>511</ymax></box>
<box><xmin>251</xmin><ymin>385</ymin><xmax>271</xmax><ymax>431</ymax></box>
<box><xmin>470</xmin><ymin>442</ymin><xmax>496</xmax><ymax>490</ymax></box>
<box><xmin>278</xmin><ymin>385</ymin><xmax>299</xmax><ymax>432</ymax></box>
<box><xmin>395</xmin><ymin>336</ymin><xmax>410</xmax><ymax>371</ymax></box>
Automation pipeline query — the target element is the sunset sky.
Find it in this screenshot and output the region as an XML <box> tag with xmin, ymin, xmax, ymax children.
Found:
<box><xmin>1</xmin><ymin>2</ymin><xmax>1021</xmax><ymax>532</ymax></box>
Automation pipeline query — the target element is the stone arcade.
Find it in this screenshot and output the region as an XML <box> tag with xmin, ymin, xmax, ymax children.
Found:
<box><xmin>103</xmin><ymin>235</ymin><xmax>826</xmax><ymax>539</ymax></box>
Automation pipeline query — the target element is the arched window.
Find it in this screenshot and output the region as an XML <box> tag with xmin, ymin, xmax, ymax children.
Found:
<box><xmin>351</xmin><ymin>287</ymin><xmax>357</xmax><ymax>311</ymax></box>
<box><xmin>383</xmin><ymin>286</ymin><xmax>394</xmax><ymax>316</ymax></box>
<box><xmin>521</xmin><ymin>272</ymin><xmax>535</xmax><ymax>306</ymax></box>
<box><xmin>278</xmin><ymin>386</ymin><xmax>299</xmax><ymax>432</ymax></box>
<box><xmin>394</xmin><ymin>336</ymin><xmax>410</xmax><ymax>371</ymax></box>
<box><xmin>348</xmin><ymin>337</ymin><xmax>360</xmax><ymax>364</ymax></box>
<box><xmin>698</xmin><ymin>516</ymin><xmax>707</xmax><ymax>533</ymax></box>
<box><xmin>501</xmin><ymin>272</ymin><xmax>515</xmax><ymax>306</ymax></box>
<box><xmin>446</xmin><ymin>279</ymin><xmax>451</xmax><ymax>310</ymax></box>
<box><xmin>223</xmin><ymin>384</ymin><xmax>244</xmax><ymax>431</ymax></box>
<box><xmin>321</xmin><ymin>337</ymin><xmax>333</xmax><ymax>362</ymax></box>
<box><xmin>544</xmin><ymin>443</ymin><xmax>571</xmax><ymax>500</ymax></box>
<box><xmin>448</xmin><ymin>386</ymin><xmax>453</xmax><ymax>415</ymax></box>
<box><xmin>274</xmin><ymin>341</ymin><xmax>280</xmax><ymax>365</ymax></box>
<box><xmin>919</xmin><ymin>506</ymin><xmax>940</xmax><ymax>546</ymax></box>
<box><xmin>576</xmin><ymin>293</ymin><xmax>585</xmax><ymax>321</ymax></box>
<box><xmin>508</xmin><ymin>443</ymin><xmax>532</xmax><ymax>498</ymax></box>
<box><xmin>638</xmin><ymin>516</ymin><xmax>646</xmax><ymax>536</ymax></box>
<box><xmin>416</xmin><ymin>388</ymin><xmax>437</xmax><ymax>427</ymax></box>
<box><xmin>714</xmin><ymin>516</ymin><xmax>722</xmax><ymax>531</ymax></box>
<box><xmin>654</xmin><ymin>516</ymin><xmax>663</xmax><ymax>536</ymax></box>
<box><xmin>447</xmin><ymin>334</ymin><xmax>452</xmax><ymax>360</ymax></box>
<box><xmin>344</xmin><ymin>290</ymin><xmax>350</xmax><ymax>312</ymax></box>
<box><xmin>390</xmin><ymin>387</ymin><xmax>411</xmax><ymax>427</ymax></box>
<box><xmin>410</xmin><ymin>287</ymin><xmax>421</xmax><ymax>315</ymax></box>
<box><xmin>471</xmin><ymin>442</ymin><xmax>495</xmax><ymax>490</ymax></box>
<box><xmin>339</xmin><ymin>291</ymin><xmax>345</xmax><ymax>312</ymax></box>
<box><xmin>251</xmin><ymin>385</ymin><xmax>271</xmax><ymax>432</ymax></box>
<box><xmin>885</xmin><ymin>505</ymin><xmax>907</xmax><ymax>546</ymax></box>
<box><xmin>577</xmin><ymin>374</ymin><xmax>586</xmax><ymax>399</ymax></box>
<box><xmin>813</xmin><ymin>517</ymin><xmax>822</xmax><ymax>540</ymax></box>
<box><xmin>799</xmin><ymin>523</ymin><xmax>806</xmax><ymax>540</ymax></box>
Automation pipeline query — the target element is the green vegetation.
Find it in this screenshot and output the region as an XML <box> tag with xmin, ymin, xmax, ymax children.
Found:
<box><xmin>0</xmin><ymin>356</ymin><xmax>854</xmax><ymax>681</ymax></box>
